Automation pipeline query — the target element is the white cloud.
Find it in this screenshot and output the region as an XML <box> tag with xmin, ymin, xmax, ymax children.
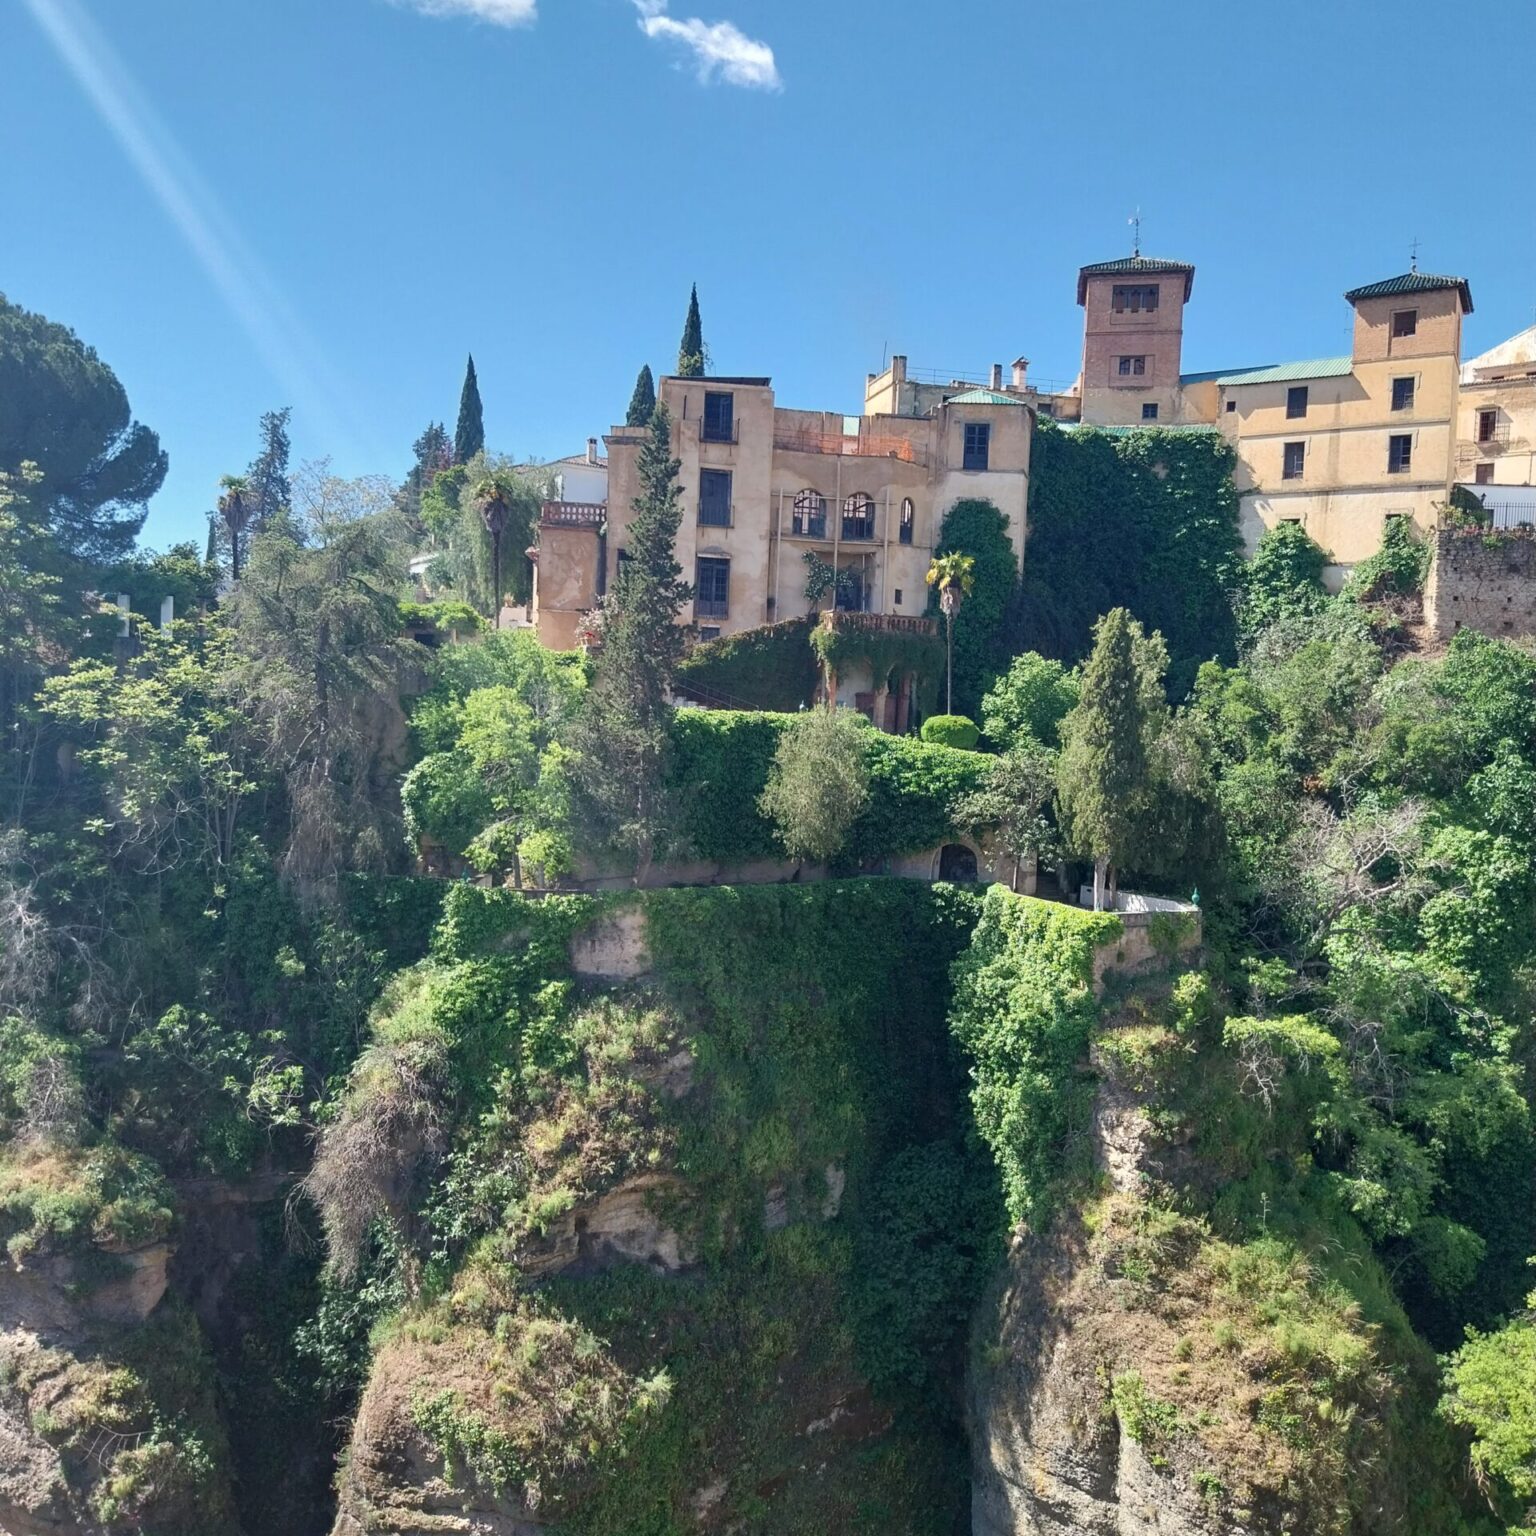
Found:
<box><xmin>394</xmin><ymin>0</ymin><xmax>537</xmax><ymax>26</ymax></box>
<box><xmin>633</xmin><ymin>0</ymin><xmax>781</xmax><ymax>90</ymax></box>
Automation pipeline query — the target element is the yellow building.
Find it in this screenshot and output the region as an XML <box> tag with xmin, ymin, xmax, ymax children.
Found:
<box><xmin>1176</xmin><ymin>270</ymin><xmax>1472</xmax><ymax>583</ymax></box>
<box><xmin>1456</xmin><ymin>324</ymin><xmax>1536</xmax><ymax>498</ymax></box>
<box><xmin>533</xmin><ymin>369</ymin><xmax>1032</xmax><ymax>651</ymax></box>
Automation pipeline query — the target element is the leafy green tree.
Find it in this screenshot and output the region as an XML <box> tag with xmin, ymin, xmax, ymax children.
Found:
<box><xmin>626</xmin><ymin>365</ymin><xmax>657</xmax><ymax>427</ymax></box>
<box><xmin>217</xmin><ymin>474</ymin><xmax>251</xmax><ymax>581</ymax></box>
<box><xmin>454</xmin><ymin>355</ymin><xmax>485</xmax><ymax>464</ymax></box>
<box><xmin>39</xmin><ymin>616</ymin><xmax>258</xmax><ymax>877</ymax></box>
<box><xmin>245</xmin><ymin>407</ymin><xmax>292</xmax><ymax>535</ymax></box>
<box><xmin>0</xmin><ymin>292</ymin><xmax>167</xmax><ymax>569</ymax></box>
<box><xmin>398</xmin><ymin>421</ymin><xmax>451</xmax><ymax>528</ymax></box>
<box><xmin>566</xmin><ymin>405</ymin><xmax>690</xmax><ymax>881</ymax></box>
<box><xmin>0</xmin><ymin>465</ymin><xmax>65</xmax><ymax>742</ymax></box>
<box><xmin>422</xmin><ymin>454</ymin><xmax>543</xmax><ymax>612</ymax></box>
<box><xmin>677</xmin><ymin>285</ymin><xmax>705</xmax><ymax>378</ymax></box>
<box><xmin>932</xmin><ymin>499</ymin><xmax>1017</xmax><ymax>718</ymax></box>
<box><xmin>1441</xmin><ymin>1296</ymin><xmax>1536</xmax><ymax>1530</ymax></box>
<box><xmin>951</xmin><ymin>740</ymin><xmax>1058</xmax><ymax>891</ymax></box>
<box><xmin>981</xmin><ymin>651</ymin><xmax>1080</xmax><ymax>750</ymax></box>
<box><xmin>1239</xmin><ymin>521</ymin><xmax>1328</xmax><ymax>643</ymax></box>
<box><xmin>926</xmin><ymin>550</ymin><xmax>975</xmax><ymax>716</ymax></box>
<box><xmin>225</xmin><ymin>466</ymin><xmax>413</xmax><ymax>896</ymax></box>
<box><xmin>100</xmin><ymin>541</ymin><xmax>220</xmax><ymax>623</ymax></box>
<box><xmin>758</xmin><ymin>707</ymin><xmax>870</xmax><ymax>863</ymax></box>
<box><xmin>1056</xmin><ymin>608</ymin><xmax>1172</xmax><ymax>908</ymax></box>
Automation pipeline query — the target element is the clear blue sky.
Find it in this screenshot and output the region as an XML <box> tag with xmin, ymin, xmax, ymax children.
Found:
<box><xmin>5</xmin><ymin>0</ymin><xmax>1534</xmax><ymax>548</ymax></box>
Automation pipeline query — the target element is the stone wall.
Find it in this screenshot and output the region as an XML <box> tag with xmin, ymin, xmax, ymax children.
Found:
<box><xmin>1425</xmin><ymin>526</ymin><xmax>1536</xmax><ymax>642</ymax></box>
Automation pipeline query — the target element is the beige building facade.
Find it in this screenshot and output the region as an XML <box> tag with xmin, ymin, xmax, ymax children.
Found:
<box><xmin>534</xmin><ymin>370</ymin><xmax>1031</xmax><ymax>647</ymax></box>
<box><xmin>1457</xmin><ymin>324</ymin><xmax>1536</xmax><ymax>500</ymax></box>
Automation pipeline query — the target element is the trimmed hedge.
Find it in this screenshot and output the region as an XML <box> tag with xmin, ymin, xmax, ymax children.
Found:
<box><xmin>676</xmin><ymin>618</ymin><xmax>820</xmax><ymax>712</ymax></box>
<box><xmin>669</xmin><ymin>710</ymin><xmax>990</xmax><ymax>866</ymax></box>
<box><xmin>920</xmin><ymin>714</ymin><xmax>980</xmax><ymax>750</ymax></box>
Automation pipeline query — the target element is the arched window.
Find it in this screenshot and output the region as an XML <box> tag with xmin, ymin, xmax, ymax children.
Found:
<box><xmin>792</xmin><ymin>488</ymin><xmax>826</xmax><ymax>538</ymax></box>
<box><xmin>842</xmin><ymin>492</ymin><xmax>875</xmax><ymax>542</ymax></box>
<box><xmin>899</xmin><ymin>498</ymin><xmax>914</xmax><ymax>545</ymax></box>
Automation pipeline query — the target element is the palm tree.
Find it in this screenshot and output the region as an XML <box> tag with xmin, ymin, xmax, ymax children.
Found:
<box><xmin>926</xmin><ymin>551</ymin><xmax>975</xmax><ymax>715</ymax></box>
<box><xmin>473</xmin><ymin>476</ymin><xmax>511</xmax><ymax>625</ymax></box>
<box><xmin>217</xmin><ymin>474</ymin><xmax>250</xmax><ymax>582</ymax></box>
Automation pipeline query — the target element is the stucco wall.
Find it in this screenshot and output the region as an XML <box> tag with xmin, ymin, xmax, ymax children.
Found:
<box><xmin>1424</xmin><ymin>527</ymin><xmax>1536</xmax><ymax>642</ymax></box>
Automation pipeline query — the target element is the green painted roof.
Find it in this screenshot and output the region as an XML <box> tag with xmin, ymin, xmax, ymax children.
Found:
<box><xmin>1077</xmin><ymin>255</ymin><xmax>1195</xmax><ymax>304</ymax></box>
<box><xmin>1343</xmin><ymin>271</ymin><xmax>1473</xmax><ymax>312</ymax></box>
<box><xmin>944</xmin><ymin>388</ymin><xmax>1029</xmax><ymax>406</ymax></box>
<box><xmin>1196</xmin><ymin>356</ymin><xmax>1354</xmax><ymax>388</ymax></box>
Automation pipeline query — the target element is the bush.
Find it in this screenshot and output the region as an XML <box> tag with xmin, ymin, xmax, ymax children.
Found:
<box><xmin>759</xmin><ymin>709</ymin><xmax>870</xmax><ymax>862</ymax></box>
<box><xmin>931</xmin><ymin>499</ymin><xmax>1018</xmax><ymax>718</ymax></box>
<box><xmin>920</xmin><ymin>714</ymin><xmax>980</xmax><ymax>751</ymax></box>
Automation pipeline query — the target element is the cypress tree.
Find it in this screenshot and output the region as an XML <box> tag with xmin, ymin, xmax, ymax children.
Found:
<box><xmin>626</xmin><ymin>364</ymin><xmax>657</xmax><ymax>426</ymax></box>
<box><xmin>454</xmin><ymin>355</ymin><xmax>485</xmax><ymax>463</ymax></box>
<box><xmin>676</xmin><ymin>285</ymin><xmax>705</xmax><ymax>378</ymax></box>
<box><xmin>1055</xmin><ymin>607</ymin><xmax>1170</xmax><ymax>909</ymax></box>
<box><xmin>567</xmin><ymin>404</ymin><xmax>690</xmax><ymax>881</ymax></box>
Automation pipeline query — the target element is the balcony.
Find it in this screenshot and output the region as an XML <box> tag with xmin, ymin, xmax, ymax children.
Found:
<box><xmin>820</xmin><ymin>610</ymin><xmax>938</xmax><ymax>639</ymax></box>
<box><xmin>540</xmin><ymin>500</ymin><xmax>605</xmax><ymax>529</ymax></box>
<box><xmin>773</xmin><ymin>427</ymin><xmax>925</xmax><ymax>466</ymax></box>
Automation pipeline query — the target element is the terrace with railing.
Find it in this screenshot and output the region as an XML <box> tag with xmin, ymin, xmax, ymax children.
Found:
<box><xmin>772</xmin><ymin>427</ymin><xmax>925</xmax><ymax>465</ymax></box>
<box><xmin>539</xmin><ymin>501</ymin><xmax>606</xmax><ymax>529</ymax></box>
<box><xmin>819</xmin><ymin>609</ymin><xmax>938</xmax><ymax>639</ymax></box>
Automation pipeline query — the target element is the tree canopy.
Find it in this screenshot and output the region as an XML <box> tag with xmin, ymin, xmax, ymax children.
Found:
<box><xmin>454</xmin><ymin>354</ymin><xmax>485</xmax><ymax>464</ymax></box>
<box><xmin>677</xmin><ymin>285</ymin><xmax>705</xmax><ymax>378</ymax></box>
<box><xmin>626</xmin><ymin>365</ymin><xmax>657</xmax><ymax>426</ymax></box>
<box><xmin>0</xmin><ymin>292</ymin><xmax>167</xmax><ymax>568</ymax></box>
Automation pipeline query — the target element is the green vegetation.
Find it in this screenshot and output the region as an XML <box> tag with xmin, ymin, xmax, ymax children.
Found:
<box><xmin>919</xmin><ymin>713</ymin><xmax>980</xmax><ymax>750</ymax></box>
<box><xmin>626</xmin><ymin>362</ymin><xmax>657</xmax><ymax>425</ymax></box>
<box><xmin>676</xmin><ymin>614</ymin><xmax>819</xmax><ymax>710</ymax></box>
<box><xmin>931</xmin><ymin>498</ymin><xmax>1017</xmax><ymax>717</ymax></box>
<box><xmin>980</xmin><ymin>649</ymin><xmax>1080</xmax><ymax>749</ymax></box>
<box><xmin>676</xmin><ymin>282</ymin><xmax>706</xmax><ymax>378</ymax></box>
<box><xmin>758</xmin><ymin>707</ymin><xmax>870</xmax><ymax>862</ymax></box>
<box><xmin>454</xmin><ymin>353</ymin><xmax>485</xmax><ymax>464</ymax></box>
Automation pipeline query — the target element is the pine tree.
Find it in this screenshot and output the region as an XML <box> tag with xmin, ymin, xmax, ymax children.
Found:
<box><xmin>398</xmin><ymin>421</ymin><xmax>451</xmax><ymax>525</ymax></box>
<box><xmin>676</xmin><ymin>285</ymin><xmax>705</xmax><ymax>378</ymax></box>
<box><xmin>245</xmin><ymin>407</ymin><xmax>292</xmax><ymax>534</ymax></box>
<box><xmin>1055</xmin><ymin>607</ymin><xmax>1171</xmax><ymax>909</ymax></box>
<box><xmin>626</xmin><ymin>365</ymin><xmax>657</xmax><ymax>426</ymax></box>
<box><xmin>454</xmin><ymin>355</ymin><xmax>485</xmax><ymax>463</ymax></box>
<box><xmin>567</xmin><ymin>405</ymin><xmax>690</xmax><ymax>881</ymax></box>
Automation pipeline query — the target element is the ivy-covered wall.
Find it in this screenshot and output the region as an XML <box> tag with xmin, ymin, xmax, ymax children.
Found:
<box><xmin>676</xmin><ymin>617</ymin><xmax>821</xmax><ymax>712</ymax></box>
<box><xmin>669</xmin><ymin>709</ymin><xmax>989</xmax><ymax>865</ymax></box>
<box><xmin>1020</xmin><ymin>422</ymin><xmax>1242</xmax><ymax>695</ymax></box>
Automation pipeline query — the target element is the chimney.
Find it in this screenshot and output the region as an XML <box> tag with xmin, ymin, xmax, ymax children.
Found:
<box><xmin>989</xmin><ymin>363</ymin><xmax>1003</xmax><ymax>391</ymax></box>
<box><xmin>891</xmin><ymin>354</ymin><xmax>907</xmax><ymax>385</ymax></box>
<box><xmin>586</xmin><ymin>437</ymin><xmax>598</xmax><ymax>465</ymax></box>
<box><xmin>1012</xmin><ymin>356</ymin><xmax>1030</xmax><ymax>390</ymax></box>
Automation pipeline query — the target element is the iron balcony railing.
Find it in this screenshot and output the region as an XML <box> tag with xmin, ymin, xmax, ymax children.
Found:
<box><xmin>695</xmin><ymin>597</ymin><xmax>729</xmax><ymax>619</ymax></box>
<box><xmin>821</xmin><ymin>610</ymin><xmax>938</xmax><ymax>638</ymax></box>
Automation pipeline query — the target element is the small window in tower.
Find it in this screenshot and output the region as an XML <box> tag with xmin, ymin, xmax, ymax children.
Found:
<box><xmin>1117</xmin><ymin>355</ymin><xmax>1147</xmax><ymax>377</ymax></box>
<box><xmin>1111</xmin><ymin>284</ymin><xmax>1160</xmax><ymax>313</ymax></box>
<box><xmin>1391</xmin><ymin>309</ymin><xmax>1418</xmax><ymax>339</ymax></box>
<box><xmin>1142</xmin><ymin>403</ymin><xmax>1159</xmax><ymax>421</ymax></box>
<box><xmin>1391</xmin><ymin>376</ymin><xmax>1415</xmax><ymax>412</ymax></box>
<box><xmin>1388</xmin><ymin>434</ymin><xmax>1413</xmax><ymax>474</ymax></box>
<box><xmin>962</xmin><ymin>423</ymin><xmax>990</xmax><ymax>471</ymax></box>
<box><xmin>1282</xmin><ymin>441</ymin><xmax>1305</xmax><ymax>480</ymax></box>
<box><xmin>1286</xmin><ymin>386</ymin><xmax>1308</xmax><ymax>419</ymax></box>
<box><xmin>1225</xmin><ymin>399</ymin><xmax>1237</xmax><ymax>414</ymax></box>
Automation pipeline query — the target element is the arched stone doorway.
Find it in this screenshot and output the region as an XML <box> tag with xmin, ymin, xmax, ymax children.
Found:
<box><xmin>938</xmin><ymin>843</ymin><xmax>978</xmax><ymax>882</ymax></box>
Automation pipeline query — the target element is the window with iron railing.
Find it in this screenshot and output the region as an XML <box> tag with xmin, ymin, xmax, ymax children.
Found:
<box><xmin>1388</xmin><ymin>434</ymin><xmax>1413</xmax><ymax>474</ymax></box>
<box><xmin>1287</xmin><ymin>386</ymin><xmax>1308</xmax><ymax>419</ymax></box>
<box><xmin>1478</xmin><ymin>409</ymin><xmax>1499</xmax><ymax>444</ymax></box>
<box><xmin>702</xmin><ymin>391</ymin><xmax>734</xmax><ymax>443</ymax></box>
<box><xmin>699</xmin><ymin>468</ymin><xmax>732</xmax><ymax>527</ymax></box>
<box><xmin>695</xmin><ymin>556</ymin><xmax>729</xmax><ymax>618</ymax></box>
<box><xmin>1282</xmin><ymin>441</ymin><xmax>1305</xmax><ymax>480</ymax></box>
<box><xmin>1391</xmin><ymin>376</ymin><xmax>1415</xmax><ymax>412</ymax></box>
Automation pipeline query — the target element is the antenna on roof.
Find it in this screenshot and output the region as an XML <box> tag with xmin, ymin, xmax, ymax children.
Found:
<box><xmin>1129</xmin><ymin>208</ymin><xmax>1142</xmax><ymax>257</ymax></box>
<box><xmin>1409</xmin><ymin>235</ymin><xmax>1420</xmax><ymax>273</ymax></box>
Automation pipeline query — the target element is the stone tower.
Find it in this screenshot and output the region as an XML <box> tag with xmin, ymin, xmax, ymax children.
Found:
<box><xmin>1076</xmin><ymin>254</ymin><xmax>1196</xmax><ymax>426</ymax></box>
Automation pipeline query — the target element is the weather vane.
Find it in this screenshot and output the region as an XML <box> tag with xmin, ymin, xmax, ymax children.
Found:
<box><xmin>1409</xmin><ymin>236</ymin><xmax>1420</xmax><ymax>272</ymax></box>
<box><xmin>1129</xmin><ymin>208</ymin><xmax>1142</xmax><ymax>257</ymax></box>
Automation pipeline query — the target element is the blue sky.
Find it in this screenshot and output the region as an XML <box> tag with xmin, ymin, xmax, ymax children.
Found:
<box><xmin>4</xmin><ymin>0</ymin><xmax>1534</xmax><ymax>549</ymax></box>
